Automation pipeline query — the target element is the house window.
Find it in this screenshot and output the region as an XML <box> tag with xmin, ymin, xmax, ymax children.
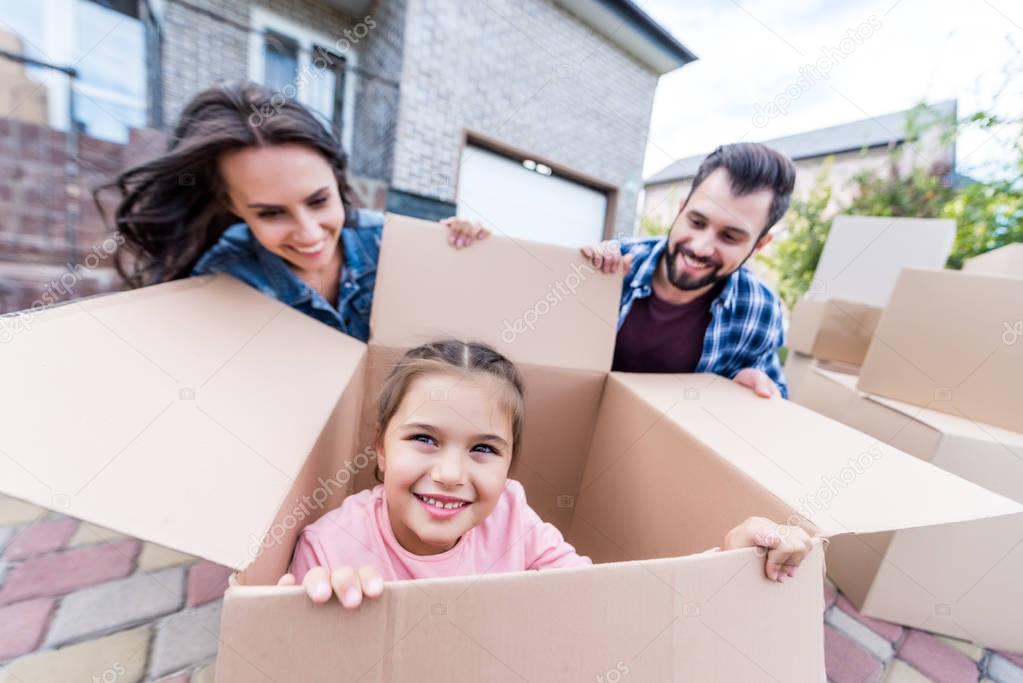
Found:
<box><xmin>249</xmin><ymin>8</ymin><xmax>355</xmax><ymax>154</ymax></box>
<box><xmin>0</xmin><ymin>0</ymin><xmax>148</xmax><ymax>143</ymax></box>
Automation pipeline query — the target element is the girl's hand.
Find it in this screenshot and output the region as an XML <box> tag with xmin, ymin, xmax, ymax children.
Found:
<box><xmin>579</xmin><ymin>241</ymin><xmax>634</xmax><ymax>274</ymax></box>
<box><xmin>723</xmin><ymin>516</ymin><xmax>814</xmax><ymax>582</ymax></box>
<box><xmin>277</xmin><ymin>565</ymin><xmax>384</xmax><ymax>608</ymax></box>
<box><xmin>443</xmin><ymin>218</ymin><xmax>489</xmax><ymax>249</ymax></box>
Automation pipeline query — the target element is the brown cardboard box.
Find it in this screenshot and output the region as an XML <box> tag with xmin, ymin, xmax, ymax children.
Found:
<box><xmin>963</xmin><ymin>242</ymin><xmax>1023</xmax><ymax>278</ymax></box>
<box><xmin>796</xmin><ymin>368</ymin><xmax>1023</xmax><ymax>651</ymax></box>
<box><xmin>785</xmin><ymin>350</ymin><xmax>858</xmax><ymax>402</ymax></box>
<box><xmin>1</xmin><ymin>216</ymin><xmax>1019</xmax><ymax>681</ymax></box>
<box><xmin>787</xmin><ymin>298</ymin><xmax>883</xmax><ymax>365</ymax></box>
<box><xmin>785</xmin><ymin>216</ymin><xmax>954</xmax><ymax>366</ymax></box>
<box><xmin>857</xmin><ymin>268</ymin><xmax>1023</xmax><ymax>433</ymax></box>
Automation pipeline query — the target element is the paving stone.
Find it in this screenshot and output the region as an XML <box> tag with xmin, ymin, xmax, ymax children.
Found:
<box><xmin>186</xmin><ymin>560</ymin><xmax>232</xmax><ymax>607</ymax></box>
<box><xmin>137</xmin><ymin>542</ymin><xmax>197</xmax><ymax>572</ymax></box>
<box><xmin>826</xmin><ymin>605</ymin><xmax>895</xmax><ymax>663</ymax></box>
<box><xmin>46</xmin><ymin>567</ymin><xmax>186</xmax><ymax>647</ymax></box>
<box><xmin>936</xmin><ymin>635</ymin><xmax>984</xmax><ymax>662</ymax></box>
<box><xmin>989</xmin><ymin>654</ymin><xmax>1023</xmax><ymax>683</ymax></box>
<box><xmin>0</xmin><ymin>527</ymin><xmax>15</xmax><ymax>554</ymax></box>
<box><xmin>68</xmin><ymin>522</ymin><xmax>127</xmax><ymax>548</ymax></box>
<box><xmin>998</xmin><ymin>652</ymin><xmax>1023</xmax><ymax>669</ymax></box>
<box><xmin>0</xmin><ymin>540</ymin><xmax>140</xmax><ymax>605</ymax></box>
<box><xmin>897</xmin><ymin>629</ymin><xmax>979</xmax><ymax>683</ymax></box>
<box><xmin>3</xmin><ymin>518</ymin><xmax>78</xmax><ymax>560</ymax></box>
<box><xmin>0</xmin><ymin>497</ymin><xmax>46</xmax><ymax>526</ymax></box>
<box><xmin>149</xmin><ymin>601</ymin><xmax>222</xmax><ymax>679</ymax></box>
<box><xmin>836</xmin><ymin>594</ymin><xmax>904</xmax><ymax>643</ymax></box>
<box><xmin>193</xmin><ymin>662</ymin><xmax>216</xmax><ymax>683</ymax></box>
<box><xmin>0</xmin><ymin>624</ymin><xmax>150</xmax><ymax>683</ymax></box>
<box><xmin>825</xmin><ymin>623</ymin><xmax>884</xmax><ymax>683</ymax></box>
<box><xmin>884</xmin><ymin>659</ymin><xmax>931</xmax><ymax>682</ymax></box>
<box><xmin>154</xmin><ymin>675</ymin><xmax>191</xmax><ymax>683</ymax></box>
<box><xmin>0</xmin><ymin>560</ymin><xmax>7</xmax><ymax>587</ymax></box>
<box><xmin>0</xmin><ymin>597</ymin><xmax>55</xmax><ymax>661</ymax></box>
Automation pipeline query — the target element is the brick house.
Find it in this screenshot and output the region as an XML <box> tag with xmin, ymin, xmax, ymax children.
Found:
<box><xmin>0</xmin><ymin>0</ymin><xmax>695</xmax><ymax>314</ymax></box>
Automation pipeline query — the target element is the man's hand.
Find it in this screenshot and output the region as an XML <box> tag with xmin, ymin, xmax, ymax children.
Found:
<box><xmin>579</xmin><ymin>240</ymin><xmax>634</xmax><ymax>274</ymax></box>
<box><xmin>442</xmin><ymin>217</ymin><xmax>489</xmax><ymax>249</ymax></box>
<box><xmin>732</xmin><ymin>368</ymin><xmax>780</xmax><ymax>398</ymax></box>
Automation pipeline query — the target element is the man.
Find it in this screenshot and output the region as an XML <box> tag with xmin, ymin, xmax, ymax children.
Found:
<box><xmin>581</xmin><ymin>142</ymin><xmax>795</xmax><ymax>398</ymax></box>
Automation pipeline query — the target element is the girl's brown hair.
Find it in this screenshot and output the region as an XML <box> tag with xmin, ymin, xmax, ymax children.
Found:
<box><xmin>97</xmin><ymin>81</ymin><xmax>354</xmax><ymax>288</ymax></box>
<box><xmin>374</xmin><ymin>341</ymin><xmax>526</xmax><ymax>472</ymax></box>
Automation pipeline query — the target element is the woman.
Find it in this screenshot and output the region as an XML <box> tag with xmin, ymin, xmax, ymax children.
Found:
<box><xmin>100</xmin><ymin>81</ymin><xmax>487</xmax><ymax>341</ymax></box>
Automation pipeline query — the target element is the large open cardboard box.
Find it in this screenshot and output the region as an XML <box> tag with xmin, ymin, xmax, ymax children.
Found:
<box><xmin>787</xmin><ymin>216</ymin><xmax>955</xmax><ymax>365</ymax></box>
<box><xmin>963</xmin><ymin>242</ymin><xmax>1023</xmax><ymax>278</ymax></box>
<box><xmin>1</xmin><ymin>216</ymin><xmax>1019</xmax><ymax>681</ymax></box>
<box><xmin>857</xmin><ymin>268</ymin><xmax>1023</xmax><ymax>433</ymax></box>
<box><xmin>796</xmin><ymin>368</ymin><xmax>1023</xmax><ymax>651</ymax></box>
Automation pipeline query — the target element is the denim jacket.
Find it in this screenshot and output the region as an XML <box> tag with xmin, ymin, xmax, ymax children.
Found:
<box><xmin>192</xmin><ymin>209</ymin><xmax>384</xmax><ymax>342</ymax></box>
<box><xmin>617</xmin><ymin>236</ymin><xmax>788</xmax><ymax>397</ymax></box>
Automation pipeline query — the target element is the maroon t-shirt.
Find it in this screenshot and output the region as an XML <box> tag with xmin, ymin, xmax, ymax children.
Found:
<box><xmin>611</xmin><ymin>284</ymin><xmax>721</xmax><ymax>373</ymax></box>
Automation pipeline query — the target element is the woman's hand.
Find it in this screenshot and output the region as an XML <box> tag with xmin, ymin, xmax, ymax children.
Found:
<box><xmin>723</xmin><ymin>516</ymin><xmax>814</xmax><ymax>582</ymax></box>
<box><xmin>277</xmin><ymin>565</ymin><xmax>384</xmax><ymax>608</ymax></box>
<box><xmin>443</xmin><ymin>217</ymin><xmax>489</xmax><ymax>249</ymax></box>
<box><xmin>579</xmin><ymin>241</ymin><xmax>634</xmax><ymax>274</ymax></box>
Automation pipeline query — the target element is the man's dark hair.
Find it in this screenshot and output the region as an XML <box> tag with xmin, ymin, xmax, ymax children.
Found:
<box><xmin>686</xmin><ymin>143</ymin><xmax>796</xmax><ymax>236</ymax></box>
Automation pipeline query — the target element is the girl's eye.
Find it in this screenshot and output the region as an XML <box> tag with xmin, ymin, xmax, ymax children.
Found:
<box><xmin>471</xmin><ymin>444</ymin><xmax>498</xmax><ymax>455</ymax></box>
<box><xmin>411</xmin><ymin>434</ymin><xmax>437</xmax><ymax>446</ymax></box>
<box><xmin>308</xmin><ymin>196</ymin><xmax>327</xmax><ymax>207</ymax></box>
<box><xmin>257</xmin><ymin>209</ymin><xmax>283</xmax><ymax>219</ymax></box>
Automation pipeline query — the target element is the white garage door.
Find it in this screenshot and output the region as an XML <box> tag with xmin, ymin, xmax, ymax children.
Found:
<box><xmin>456</xmin><ymin>145</ymin><xmax>609</xmax><ymax>248</ymax></box>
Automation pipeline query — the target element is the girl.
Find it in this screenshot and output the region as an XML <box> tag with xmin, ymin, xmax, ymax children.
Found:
<box><xmin>99</xmin><ymin>81</ymin><xmax>487</xmax><ymax>341</ymax></box>
<box><xmin>278</xmin><ymin>340</ymin><xmax>815</xmax><ymax>608</ymax></box>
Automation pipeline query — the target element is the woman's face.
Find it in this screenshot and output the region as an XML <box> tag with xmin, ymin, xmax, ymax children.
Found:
<box><xmin>218</xmin><ymin>143</ymin><xmax>346</xmax><ymax>275</ymax></box>
<box><xmin>378</xmin><ymin>372</ymin><xmax>515</xmax><ymax>556</ymax></box>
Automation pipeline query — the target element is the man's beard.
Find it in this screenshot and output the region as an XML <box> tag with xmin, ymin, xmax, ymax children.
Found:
<box><xmin>663</xmin><ymin>242</ymin><xmax>743</xmax><ymax>291</ymax></box>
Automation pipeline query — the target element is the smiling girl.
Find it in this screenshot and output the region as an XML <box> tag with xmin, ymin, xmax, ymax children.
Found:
<box><xmin>279</xmin><ymin>340</ymin><xmax>815</xmax><ymax>608</ymax></box>
<box><xmin>101</xmin><ymin>81</ymin><xmax>486</xmax><ymax>341</ymax></box>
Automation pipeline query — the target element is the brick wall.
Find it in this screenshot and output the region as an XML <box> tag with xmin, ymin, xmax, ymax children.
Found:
<box><xmin>0</xmin><ymin>117</ymin><xmax>153</xmax><ymax>315</ymax></box>
<box><xmin>158</xmin><ymin>0</ymin><xmax>405</xmax><ymax>182</ymax></box>
<box><xmin>391</xmin><ymin>0</ymin><xmax>660</xmax><ymax>237</ymax></box>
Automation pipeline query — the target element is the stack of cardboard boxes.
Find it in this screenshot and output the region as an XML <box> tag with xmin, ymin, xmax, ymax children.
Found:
<box><xmin>785</xmin><ymin>216</ymin><xmax>956</xmax><ymax>397</ymax></box>
<box><xmin>1</xmin><ymin>216</ymin><xmax>1020</xmax><ymax>680</ymax></box>
<box><xmin>794</xmin><ymin>241</ymin><xmax>1023</xmax><ymax>651</ymax></box>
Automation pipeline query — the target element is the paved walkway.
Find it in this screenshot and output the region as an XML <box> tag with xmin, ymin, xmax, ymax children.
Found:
<box><xmin>1</xmin><ymin>494</ymin><xmax>1022</xmax><ymax>682</ymax></box>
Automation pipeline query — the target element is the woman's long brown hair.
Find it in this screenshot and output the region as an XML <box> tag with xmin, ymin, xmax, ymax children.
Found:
<box><xmin>97</xmin><ymin>81</ymin><xmax>354</xmax><ymax>288</ymax></box>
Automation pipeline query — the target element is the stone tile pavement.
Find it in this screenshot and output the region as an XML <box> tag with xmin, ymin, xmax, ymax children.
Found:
<box><xmin>1</xmin><ymin>493</ymin><xmax>1021</xmax><ymax>682</ymax></box>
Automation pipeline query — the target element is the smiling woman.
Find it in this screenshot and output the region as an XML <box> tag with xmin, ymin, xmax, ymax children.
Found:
<box><xmin>99</xmin><ymin>81</ymin><xmax>485</xmax><ymax>342</ymax></box>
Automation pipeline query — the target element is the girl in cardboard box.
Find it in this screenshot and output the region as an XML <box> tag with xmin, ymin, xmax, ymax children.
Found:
<box><xmin>278</xmin><ymin>340</ymin><xmax>815</xmax><ymax>608</ymax></box>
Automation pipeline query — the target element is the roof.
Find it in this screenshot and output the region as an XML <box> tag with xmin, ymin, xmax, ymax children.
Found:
<box><xmin>551</xmin><ymin>0</ymin><xmax>697</xmax><ymax>74</ymax></box>
<box><xmin>645</xmin><ymin>100</ymin><xmax>958</xmax><ymax>186</ymax></box>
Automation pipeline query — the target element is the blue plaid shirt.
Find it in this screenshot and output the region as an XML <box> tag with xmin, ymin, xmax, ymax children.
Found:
<box><xmin>192</xmin><ymin>209</ymin><xmax>384</xmax><ymax>342</ymax></box>
<box><xmin>617</xmin><ymin>237</ymin><xmax>788</xmax><ymax>398</ymax></box>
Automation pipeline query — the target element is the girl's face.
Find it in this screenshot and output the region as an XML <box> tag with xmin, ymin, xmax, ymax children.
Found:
<box><xmin>378</xmin><ymin>371</ymin><xmax>515</xmax><ymax>556</ymax></box>
<box><xmin>218</xmin><ymin>143</ymin><xmax>345</xmax><ymax>276</ymax></box>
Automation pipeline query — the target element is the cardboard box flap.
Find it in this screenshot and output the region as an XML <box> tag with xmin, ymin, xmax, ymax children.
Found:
<box><xmin>609</xmin><ymin>372</ymin><xmax>1023</xmax><ymax>536</ymax></box>
<box><xmin>963</xmin><ymin>242</ymin><xmax>1023</xmax><ymax>277</ymax></box>
<box><xmin>370</xmin><ymin>214</ymin><xmax>620</xmax><ymax>372</ymax></box>
<box><xmin>865</xmin><ymin>391</ymin><xmax>1023</xmax><ymax>446</ymax></box>
<box><xmin>0</xmin><ymin>275</ymin><xmax>366</xmax><ymax>570</ymax></box>
<box><xmin>809</xmin><ymin>215</ymin><xmax>955</xmax><ymax>307</ymax></box>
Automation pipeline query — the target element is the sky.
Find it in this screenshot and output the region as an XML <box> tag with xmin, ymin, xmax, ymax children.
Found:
<box><xmin>637</xmin><ymin>0</ymin><xmax>1023</xmax><ymax>180</ymax></box>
